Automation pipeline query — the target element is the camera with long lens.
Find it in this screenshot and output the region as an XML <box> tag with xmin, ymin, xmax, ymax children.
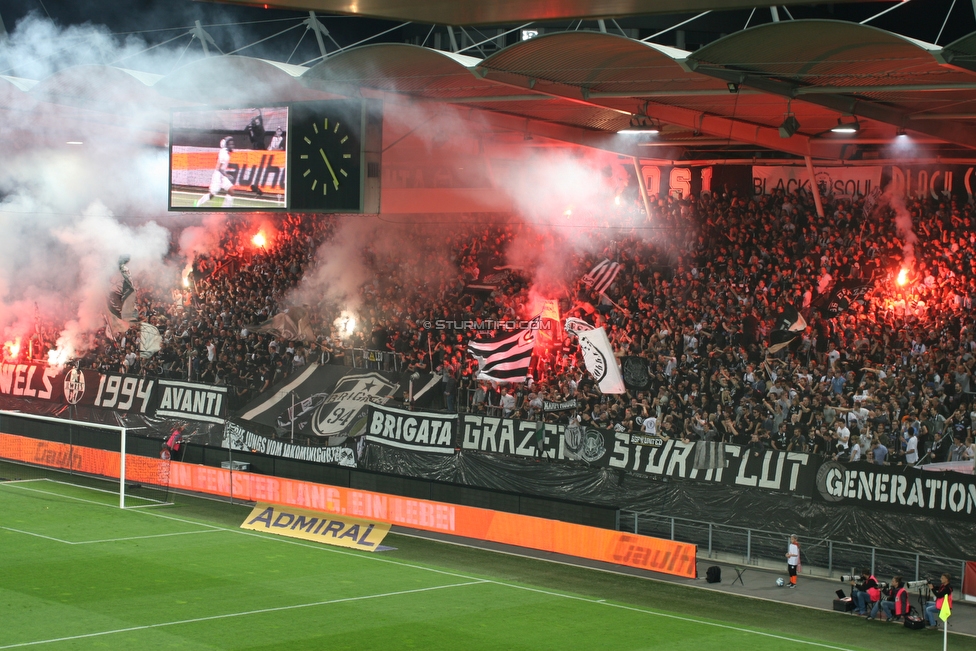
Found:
<box><xmin>840</xmin><ymin>575</ymin><xmax>856</xmax><ymax>582</ymax></box>
<box><xmin>905</xmin><ymin>580</ymin><xmax>932</xmax><ymax>591</ymax></box>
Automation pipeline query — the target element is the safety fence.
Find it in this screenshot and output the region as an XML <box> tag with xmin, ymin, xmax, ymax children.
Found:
<box><xmin>621</xmin><ymin>509</ymin><xmax>969</xmax><ymax>586</ymax></box>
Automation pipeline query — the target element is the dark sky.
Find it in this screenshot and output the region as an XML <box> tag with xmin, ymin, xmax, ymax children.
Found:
<box><xmin>1</xmin><ymin>0</ymin><xmax>974</xmax><ymax>65</ymax></box>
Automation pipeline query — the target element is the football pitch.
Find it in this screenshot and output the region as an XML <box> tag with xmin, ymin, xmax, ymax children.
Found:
<box><xmin>0</xmin><ymin>479</ymin><xmax>961</xmax><ymax>651</ymax></box>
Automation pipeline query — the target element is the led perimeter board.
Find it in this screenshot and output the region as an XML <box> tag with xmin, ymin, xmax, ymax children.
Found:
<box><xmin>169</xmin><ymin>100</ymin><xmax>381</xmax><ymax>213</ymax></box>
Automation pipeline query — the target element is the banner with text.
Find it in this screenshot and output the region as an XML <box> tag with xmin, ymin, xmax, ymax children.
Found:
<box><xmin>753</xmin><ymin>166</ymin><xmax>882</xmax><ymax>199</ymax></box>
<box><xmin>156</xmin><ymin>379</ymin><xmax>227</xmax><ymax>424</ymax></box>
<box><xmin>461</xmin><ymin>415</ymin><xmax>817</xmax><ymax>494</ymax></box>
<box><xmin>365</xmin><ymin>404</ymin><xmax>457</xmax><ymax>454</ymax></box>
<box><xmin>222</xmin><ymin>420</ymin><xmax>356</xmax><ymax>467</ymax></box>
<box><xmin>0</xmin><ymin>363</ymin><xmax>154</xmax><ymax>414</ymax></box>
<box><xmin>241</xmin><ymin>503</ymin><xmax>390</xmax><ymax>550</ymax></box>
<box><xmin>814</xmin><ymin>461</ymin><xmax>976</xmax><ymax>520</ymax></box>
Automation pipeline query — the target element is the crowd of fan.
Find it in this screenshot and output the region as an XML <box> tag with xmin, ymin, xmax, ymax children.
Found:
<box><xmin>54</xmin><ymin>185</ymin><xmax>976</xmax><ymax>465</ymax></box>
<box><xmin>74</xmin><ymin>215</ymin><xmax>337</xmax><ymax>409</ymax></box>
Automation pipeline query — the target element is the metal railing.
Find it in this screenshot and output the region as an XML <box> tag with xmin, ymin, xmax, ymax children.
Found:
<box><xmin>339</xmin><ymin>347</ymin><xmax>405</xmax><ymax>372</ymax></box>
<box><xmin>620</xmin><ymin>510</ymin><xmax>969</xmax><ymax>583</ymax></box>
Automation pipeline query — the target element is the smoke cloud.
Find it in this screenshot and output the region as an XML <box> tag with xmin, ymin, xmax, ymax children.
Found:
<box><xmin>0</xmin><ymin>13</ymin><xmax>271</xmax><ymax>359</ymax></box>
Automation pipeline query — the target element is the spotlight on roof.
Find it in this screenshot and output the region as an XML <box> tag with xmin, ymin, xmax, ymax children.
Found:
<box><xmin>727</xmin><ymin>82</ymin><xmax>739</xmax><ymax>93</ymax></box>
<box><xmin>779</xmin><ymin>115</ymin><xmax>800</xmax><ymax>138</ymax></box>
<box><xmin>831</xmin><ymin>118</ymin><xmax>860</xmax><ymax>134</ymax></box>
<box><xmin>618</xmin><ymin>114</ymin><xmax>660</xmax><ymax>134</ymax></box>
<box><xmin>896</xmin><ymin>127</ymin><xmax>908</xmax><ymax>138</ymax></box>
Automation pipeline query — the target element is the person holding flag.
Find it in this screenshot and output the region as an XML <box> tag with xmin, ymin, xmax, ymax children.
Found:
<box><xmin>924</xmin><ymin>573</ymin><xmax>953</xmax><ymax>630</ymax></box>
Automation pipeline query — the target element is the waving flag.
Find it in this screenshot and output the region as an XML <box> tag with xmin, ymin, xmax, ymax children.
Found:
<box><xmin>468</xmin><ymin>321</ymin><xmax>538</xmax><ymax>383</ymax></box>
<box><xmin>564</xmin><ymin>317</ymin><xmax>595</xmax><ymax>338</ymax></box>
<box><xmin>577</xmin><ymin>327</ymin><xmax>625</xmax><ymax>394</ymax></box>
<box><xmin>768</xmin><ymin>304</ymin><xmax>807</xmax><ymax>354</ymax></box>
<box><xmin>814</xmin><ymin>280</ymin><xmax>872</xmax><ymax>319</ymax></box>
<box><xmin>582</xmin><ymin>259</ymin><xmax>621</xmax><ymax>295</ymax></box>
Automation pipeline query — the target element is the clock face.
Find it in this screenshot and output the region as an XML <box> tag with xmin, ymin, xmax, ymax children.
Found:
<box><xmin>289</xmin><ymin>101</ymin><xmax>363</xmax><ymax>211</ymax></box>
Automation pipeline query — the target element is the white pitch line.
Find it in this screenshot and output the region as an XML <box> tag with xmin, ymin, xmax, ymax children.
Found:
<box><xmin>0</xmin><ymin>480</ymin><xmax>865</xmax><ymax>649</ymax></box>
<box><xmin>0</xmin><ymin>580</ymin><xmax>488</xmax><ymax>650</ymax></box>
<box><xmin>487</xmin><ymin>581</ymin><xmax>854</xmax><ymax>651</ymax></box>
<box><xmin>71</xmin><ymin>529</ymin><xmax>222</xmax><ymax>545</ymax></box>
<box><xmin>0</xmin><ymin>527</ymin><xmax>72</xmax><ymax>545</ymax></box>
<box><xmin>2</xmin><ymin>522</ymin><xmax>220</xmax><ymax>546</ymax></box>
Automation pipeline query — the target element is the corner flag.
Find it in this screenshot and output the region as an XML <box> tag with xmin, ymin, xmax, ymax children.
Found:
<box><xmin>939</xmin><ymin>598</ymin><xmax>951</xmax><ymax>622</ymax></box>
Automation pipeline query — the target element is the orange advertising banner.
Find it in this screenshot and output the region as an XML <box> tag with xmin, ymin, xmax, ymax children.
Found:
<box><xmin>0</xmin><ymin>432</ymin><xmax>697</xmax><ymax>578</ymax></box>
<box><xmin>170</xmin><ymin>148</ymin><xmax>287</xmax><ymax>194</ymax></box>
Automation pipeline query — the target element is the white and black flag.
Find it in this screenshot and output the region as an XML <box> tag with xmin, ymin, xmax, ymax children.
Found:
<box><xmin>563</xmin><ymin>317</ymin><xmax>595</xmax><ymax>338</ymax></box>
<box><xmin>467</xmin><ymin>320</ymin><xmax>538</xmax><ymax>383</ymax></box>
<box><xmin>582</xmin><ymin>259</ymin><xmax>621</xmax><ymax>295</ymax></box>
<box><xmin>767</xmin><ymin>304</ymin><xmax>807</xmax><ymax>354</ymax></box>
<box><xmin>577</xmin><ymin>327</ymin><xmax>625</xmax><ymax>394</ymax></box>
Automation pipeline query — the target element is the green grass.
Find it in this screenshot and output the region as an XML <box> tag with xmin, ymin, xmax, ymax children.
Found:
<box><xmin>0</xmin><ymin>479</ymin><xmax>970</xmax><ymax>651</ymax></box>
<box><xmin>170</xmin><ymin>190</ymin><xmax>285</xmax><ymax>209</ymax></box>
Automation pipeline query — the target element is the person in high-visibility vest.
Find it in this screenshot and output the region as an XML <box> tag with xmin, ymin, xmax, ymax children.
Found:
<box><xmin>878</xmin><ymin>576</ymin><xmax>909</xmax><ymax>622</ymax></box>
<box><xmin>924</xmin><ymin>573</ymin><xmax>953</xmax><ymax>630</ymax></box>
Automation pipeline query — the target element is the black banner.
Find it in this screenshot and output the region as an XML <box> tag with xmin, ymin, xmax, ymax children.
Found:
<box><xmin>365</xmin><ymin>404</ymin><xmax>456</xmax><ymax>454</ymax></box>
<box><xmin>460</xmin><ymin>414</ymin><xmax>817</xmax><ymax>494</ymax></box>
<box><xmin>543</xmin><ymin>399</ymin><xmax>577</xmax><ymax>412</ymax></box>
<box><xmin>0</xmin><ymin>363</ymin><xmax>154</xmax><ymax>414</ymax></box>
<box><xmin>236</xmin><ymin>364</ymin><xmax>438</xmax><ymax>441</ymax></box>
<box><xmin>222</xmin><ymin>420</ymin><xmax>356</xmax><ymax>466</ymax></box>
<box><xmin>461</xmin><ymin>415</ymin><xmax>561</xmax><ymax>459</ymax></box>
<box><xmin>814</xmin><ymin>461</ymin><xmax>976</xmax><ymax>520</ymax></box>
<box><xmin>155</xmin><ymin>379</ymin><xmax>227</xmax><ymax>424</ymax></box>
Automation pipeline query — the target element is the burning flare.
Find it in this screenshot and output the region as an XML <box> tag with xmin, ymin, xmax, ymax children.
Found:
<box><xmin>3</xmin><ymin>338</ymin><xmax>21</xmax><ymax>360</ymax></box>
<box><xmin>896</xmin><ymin>268</ymin><xmax>909</xmax><ymax>287</ymax></box>
<box><xmin>252</xmin><ymin>231</ymin><xmax>267</xmax><ymax>249</ymax></box>
<box><xmin>334</xmin><ymin>311</ymin><xmax>357</xmax><ymax>338</ymax></box>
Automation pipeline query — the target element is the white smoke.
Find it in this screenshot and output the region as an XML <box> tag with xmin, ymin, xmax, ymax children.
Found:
<box><xmin>0</xmin><ymin>13</ymin><xmax>278</xmax><ymax>359</ymax></box>
<box><xmin>878</xmin><ymin>186</ymin><xmax>917</xmax><ymax>269</ymax></box>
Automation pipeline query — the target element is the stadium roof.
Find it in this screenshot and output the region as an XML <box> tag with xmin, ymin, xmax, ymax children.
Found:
<box><xmin>10</xmin><ymin>16</ymin><xmax>976</xmax><ymax>161</ymax></box>
<box><xmin>222</xmin><ymin>0</ymin><xmax>881</xmax><ymax>27</ymax></box>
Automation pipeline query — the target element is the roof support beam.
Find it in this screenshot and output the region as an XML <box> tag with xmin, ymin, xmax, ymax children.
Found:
<box><xmin>354</xmin><ymin>87</ymin><xmax>639</xmax><ymax>157</ymax></box>
<box><xmin>794</xmin><ymin>82</ymin><xmax>976</xmax><ymax>94</ymax></box>
<box><xmin>590</xmin><ymin>88</ymin><xmax>761</xmax><ymax>98</ymax></box>
<box><xmin>690</xmin><ymin>63</ymin><xmax>976</xmax><ymax>150</ymax></box>
<box><xmin>475</xmin><ymin>66</ymin><xmax>815</xmax><ymax>158</ymax></box>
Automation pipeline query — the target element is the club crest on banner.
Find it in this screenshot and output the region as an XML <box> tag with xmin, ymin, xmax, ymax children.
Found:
<box><xmin>63</xmin><ymin>368</ymin><xmax>86</xmax><ymax>405</ymax></box>
<box><xmin>564</xmin><ymin>422</ymin><xmax>607</xmax><ymax>463</ymax></box>
<box><xmin>309</xmin><ymin>371</ymin><xmax>399</xmax><ymax>440</ymax></box>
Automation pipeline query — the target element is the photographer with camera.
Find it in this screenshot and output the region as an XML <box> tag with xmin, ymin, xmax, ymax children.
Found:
<box><xmin>877</xmin><ymin>576</ymin><xmax>909</xmax><ymax>623</ymax></box>
<box><xmin>850</xmin><ymin>569</ymin><xmax>881</xmax><ymax>617</ymax></box>
<box><xmin>924</xmin><ymin>573</ymin><xmax>953</xmax><ymax>630</ymax></box>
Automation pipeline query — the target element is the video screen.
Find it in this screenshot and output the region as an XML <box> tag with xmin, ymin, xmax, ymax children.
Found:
<box><xmin>170</xmin><ymin>107</ymin><xmax>288</xmax><ymax>210</ymax></box>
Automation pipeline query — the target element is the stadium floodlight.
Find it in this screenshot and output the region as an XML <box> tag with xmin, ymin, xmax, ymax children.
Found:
<box><xmin>618</xmin><ymin>114</ymin><xmax>660</xmax><ymax>134</ymax></box>
<box><xmin>727</xmin><ymin>82</ymin><xmax>739</xmax><ymax>93</ymax></box>
<box><xmin>831</xmin><ymin>118</ymin><xmax>860</xmax><ymax>134</ymax></box>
